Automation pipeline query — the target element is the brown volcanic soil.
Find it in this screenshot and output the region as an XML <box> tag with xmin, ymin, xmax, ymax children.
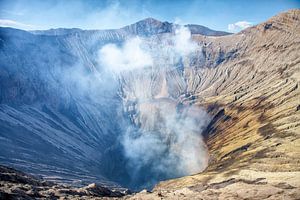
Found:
<box><xmin>126</xmin><ymin>9</ymin><xmax>300</xmax><ymax>200</ymax></box>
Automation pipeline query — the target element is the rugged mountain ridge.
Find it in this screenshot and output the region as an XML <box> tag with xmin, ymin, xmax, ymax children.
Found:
<box><xmin>31</xmin><ymin>18</ymin><xmax>231</xmax><ymax>37</ymax></box>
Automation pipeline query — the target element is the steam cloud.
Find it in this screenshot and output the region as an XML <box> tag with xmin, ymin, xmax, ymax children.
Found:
<box><xmin>99</xmin><ymin>37</ymin><xmax>153</xmax><ymax>73</ymax></box>
<box><xmin>122</xmin><ymin>100</ymin><xmax>210</xmax><ymax>188</ymax></box>
<box><xmin>98</xmin><ymin>26</ymin><xmax>210</xmax><ymax>189</ymax></box>
<box><xmin>174</xmin><ymin>26</ymin><xmax>197</xmax><ymax>56</ymax></box>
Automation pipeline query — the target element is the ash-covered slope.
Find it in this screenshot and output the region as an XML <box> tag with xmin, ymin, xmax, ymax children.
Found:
<box><xmin>0</xmin><ymin>27</ymin><xmax>128</xmax><ymax>186</ymax></box>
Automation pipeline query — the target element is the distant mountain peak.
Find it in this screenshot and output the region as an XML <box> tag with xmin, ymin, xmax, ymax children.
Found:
<box><xmin>121</xmin><ymin>17</ymin><xmax>170</xmax><ymax>36</ymax></box>
<box><xmin>138</xmin><ymin>17</ymin><xmax>163</xmax><ymax>24</ymax></box>
<box><xmin>122</xmin><ymin>18</ymin><xmax>231</xmax><ymax>36</ymax></box>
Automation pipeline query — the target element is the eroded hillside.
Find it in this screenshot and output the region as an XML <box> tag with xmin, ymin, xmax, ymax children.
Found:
<box><xmin>128</xmin><ymin>9</ymin><xmax>300</xmax><ymax>200</ymax></box>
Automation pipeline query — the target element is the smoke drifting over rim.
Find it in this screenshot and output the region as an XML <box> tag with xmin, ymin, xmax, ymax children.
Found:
<box><xmin>98</xmin><ymin>26</ymin><xmax>197</xmax><ymax>73</ymax></box>
<box><xmin>99</xmin><ymin>37</ymin><xmax>153</xmax><ymax>73</ymax></box>
<box><xmin>98</xmin><ymin>26</ymin><xmax>211</xmax><ymax>189</ymax></box>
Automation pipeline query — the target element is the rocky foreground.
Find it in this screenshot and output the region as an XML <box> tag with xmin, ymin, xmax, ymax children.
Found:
<box><xmin>0</xmin><ymin>165</ymin><xmax>130</xmax><ymax>199</ymax></box>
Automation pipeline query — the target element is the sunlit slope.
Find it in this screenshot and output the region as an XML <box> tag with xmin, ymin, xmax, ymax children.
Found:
<box><xmin>130</xmin><ymin>9</ymin><xmax>300</xmax><ymax>200</ymax></box>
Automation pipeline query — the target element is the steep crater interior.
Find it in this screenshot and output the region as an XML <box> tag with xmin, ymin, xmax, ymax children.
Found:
<box><xmin>94</xmin><ymin>29</ymin><xmax>221</xmax><ymax>190</ymax></box>
<box><xmin>0</xmin><ymin>26</ymin><xmax>219</xmax><ymax>191</ymax></box>
<box><xmin>1</xmin><ymin>9</ymin><xmax>299</xmax><ymax>198</ymax></box>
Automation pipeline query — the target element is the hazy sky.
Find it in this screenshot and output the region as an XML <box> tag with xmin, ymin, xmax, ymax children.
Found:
<box><xmin>0</xmin><ymin>0</ymin><xmax>299</xmax><ymax>32</ymax></box>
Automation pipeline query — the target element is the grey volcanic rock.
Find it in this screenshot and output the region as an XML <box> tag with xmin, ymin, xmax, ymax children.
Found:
<box><xmin>0</xmin><ymin>165</ymin><xmax>130</xmax><ymax>199</ymax></box>
<box><xmin>121</xmin><ymin>18</ymin><xmax>174</xmax><ymax>36</ymax></box>
<box><xmin>186</xmin><ymin>24</ymin><xmax>232</xmax><ymax>36</ymax></box>
<box><xmin>0</xmin><ymin>27</ymin><xmax>128</xmax><ymax>186</ymax></box>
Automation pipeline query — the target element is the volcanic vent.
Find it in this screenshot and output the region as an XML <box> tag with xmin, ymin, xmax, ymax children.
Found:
<box><xmin>98</xmin><ymin>26</ymin><xmax>213</xmax><ymax>189</ymax></box>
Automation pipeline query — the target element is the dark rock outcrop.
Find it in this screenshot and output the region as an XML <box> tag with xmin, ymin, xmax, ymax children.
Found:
<box><xmin>0</xmin><ymin>165</ymin><xmax>130</xmax><ymax>199</ymax></box>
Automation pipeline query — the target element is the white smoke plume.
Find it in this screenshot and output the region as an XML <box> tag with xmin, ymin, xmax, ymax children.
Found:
<box><xmin>98</xmin><ymin>26</ymin><xmax>210</xmax><ymax>189</ymax></box>
<box><xmin>99</xmin><ymin>37</ymin><xmax>153</xmax><ymax>73</ymax></box>
<box><xmin>122</xmin><ymin>100</ymin><xmax>210</xmax><ymax>188</ymax></box>
<box><xmin>173</xmin><ymin>26</ymin><xmax>197</xmax><ymax>56</ymax></box>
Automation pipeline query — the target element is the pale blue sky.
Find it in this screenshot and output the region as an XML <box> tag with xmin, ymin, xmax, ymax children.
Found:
<box><xmin>0</xmin><ymin>0</ymin><xmax>299</xmax><ymax>32</ymax></box>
